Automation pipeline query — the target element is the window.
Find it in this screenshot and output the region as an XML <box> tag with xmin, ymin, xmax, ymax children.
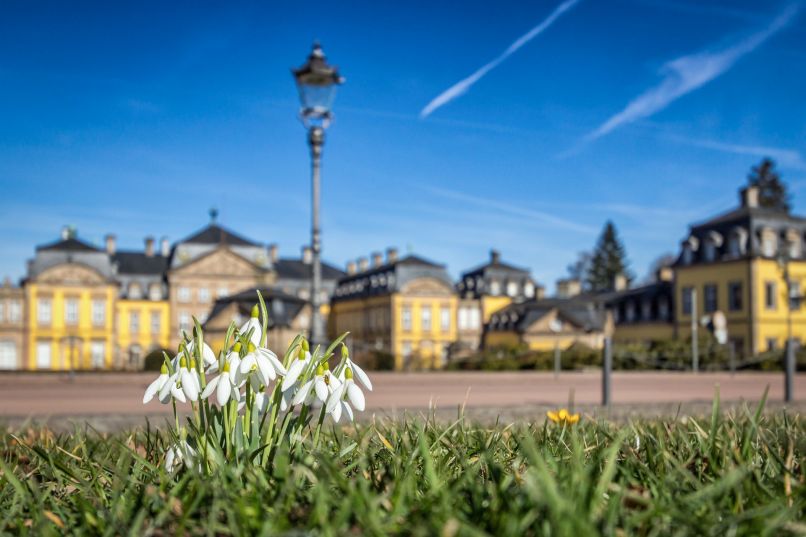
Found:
<box><xmin>151</xmin><ymin>311</ymin><xmax>161</xmax><ymax>335</ymax></box>
<box><xmin>37</xmin><ymin>298</ymin><xmax>51</xmax><ymax>325</ymax></box>
<box><xmin>761</xmin><ymin>231</ymin><xmax>776</xmax><ymax>257</ymax></box>
<box><xmin>36</xmin><ymin>341</ymin><xmax>51</xmax><ymax>369</ymax></box>
<box><xmin>0</xmin><ymin>341</ymin><xmax>16</xmax><ymax>370</ymax></box>
<box><xmin>177</xmin><ymin>287</ymin><xmax>191</xmax><ymax>303</ymax></box>
<box><xmin>470</xmin><ymin>308</ymin><xmax>481</xmax><ymax>329</ymax></box>
<box><xmin>703</xmin><ymin>243</ymin><xmax>716</xmax><ymax>262</ymax></box>
<box><xmin>728</xmin><ymin>282</ymin><xmax>743</xmax><ymax>312</ymax></box>
<box><xmin>402</xmin><ymin>306</ymin><xmax>412</xmax><ymax>332</ymax></box>
<box><xmin>440</xmin><ymin>307</ymin><xmax>451</xmax><ymax>332</ymax></box>
<box><xmin>149</xmin><ymin>284</ymin><xmax>162</xmax><ymax>301</ymax></box>
<box><xmin>458</xmin><ymin>307</ymin><xmax>468</xmax><ymax>330</ymax></box>
<box><xmin>790</xmin><ymin>281</ymin><xmax>801</xmax><ymax>311</ymax></box>
<box><xmin>217</xmin><ymin>286</ymin><xmax>229</xmax><ymax>298</ymax></box>
<box><xmin>129</xmin><ymin>345</ymin><xmax>142</xmax><ymax>368</ymax></box>
<box><xmin>198</xmin><ymin>311</ymin><xmax>208</xmax><ymax>324</ymax></box>
<box><xmin>128</xmin><ymin>283</ymin><xmax>142</xmax><ymax>300</ymax></box>
<box><xmin>682</xmin><ymin>246</ymin><xmax>693</xmax><ymax>265</ymax></box>
<box><xmin>8</xmin><ymin>300</ymin><xmax>21</xmax><ymax>322</ymax></box>
<box><xmin>524</xmin><ymin>282</ymin><xmax>535</xmax><ymax>298</ymax></box>
<box><xmin>658</xmin><ymin>298</ymin><xmax>669</xmax><ymax>320</ymax></box>
<box><xmin>489</xmin><ymin>280</ymin><xmax>501</xmax><ymax>296</ymax></box>
<box><xmin>65</xmin><ymin>298</ymin><xmax>79</xmax><ymax>325</ymax></box>
<box><xmin>506</xmin><ymin>281</ymin><xmax>518</xmax><ymax>297</ymax></box>
<box><xmin>130</xmin><ymin>311</ymin><xmax>140</xmax><ymax>334</ymax></box>
<box><xmin>641</xmin><ymin>301</ymin><xmax>652</xmax><ymax>321</ymax></box>
<box><xmin>625</xmin><ymin>303</ymin><xmax>635</xmax><ymax>322</ymax></box>
<box><xmin>179</xmin><ymin>312</ymin><xmax>191</xmax><ymax>334</ymax></box>
<box><xmin>765</xmin><ymin>281</ymin><xmax>777</xmax><ymax>310</ymax></box>
<box><xmin>767</xmin><ymin>338</ymin><xmax>778</xmax><ymax>352</ymax></box>
<box><xmin>199</xmin><ymin>287</ymin><xmax>210</xmax><ymax>303</ymax></box>
<box><xmin>91</xmin><ymin>300</ymin><xmax>106</xmax><ymax>326</ymax></box>
<box><xmin>0</xmin><ymin>301</ymin><xmax>4</xmax><ymax>322</ymax></box>
<box><xmin>682</xmin><ymin>287</ymin><xmax>693</xmax><ymax>315</ymax></box>
<box><xmin>704</xmin><ymin>284</ymin><xmax>718</xmax><ymax>313</ymax></box>
<box><xmin>90</xmin><ymin>341</ymin><xmax>105</xmax><ymax>369</ymax></box>
<box><xmin>401</xmin><ymin>341</ymin><xmax>412</xmax><ymax>358</ymax></box>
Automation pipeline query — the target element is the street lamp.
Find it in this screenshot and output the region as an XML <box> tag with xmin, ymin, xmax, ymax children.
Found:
<box><xmin>293</xmin><ymin>43</ymin><xmax>344</xmax><ymax>347</ymax></box>
<box><xmin>777</xmin><ymin>249</ymin><xmax>801</xmax><ymax>402</ymax></box>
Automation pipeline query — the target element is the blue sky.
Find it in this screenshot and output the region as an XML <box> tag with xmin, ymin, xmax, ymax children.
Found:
<box><xmin>1</xmin><ymin>0</ymin><xmax>804</xmax><ymax>289</ymax></box>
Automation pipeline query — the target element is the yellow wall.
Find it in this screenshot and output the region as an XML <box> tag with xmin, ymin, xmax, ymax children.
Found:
<box><xmin>25</xmin><ymin>283</ymin><xmax>116</xmax><ymax>370</ymax></box>
<box><xmin>392</xmin><ymin>294</ymin><xmax>458</xmax><ymax>370</ymax></box>
<box><xmin>753</xmin><ymin>259</ymin><xmax>806</xmax><ymax>353</ymax></box>
<box><xmin>613</xmin><ymin>322</ymin><xmax>675</xmax><ymax>343</ymax></box>
<box><xmin>116</xmin><ymin>299</ymin><xmax>171</xmax><ymax>357</ymax></box>
<box><xmin>480</xmin><ymin>295</ymin><xmax>512</xmax><ymax>322</ymax></box>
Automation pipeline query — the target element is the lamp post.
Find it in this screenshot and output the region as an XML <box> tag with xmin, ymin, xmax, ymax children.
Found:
<box><xmin>778</xmin><ymin>250</ymin><xmax>801</xmax><ymax>402</ymax></box>
<box><xmin>293</xmin><ymin>43</ymin><xmax>344</xmax><ymax>347</ymax></box>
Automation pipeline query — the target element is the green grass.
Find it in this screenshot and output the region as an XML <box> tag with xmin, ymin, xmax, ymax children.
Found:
<box><xmin>1</xmin><ymin>403</ymin><xmax>804</xmax><ymax>536</ymax></box>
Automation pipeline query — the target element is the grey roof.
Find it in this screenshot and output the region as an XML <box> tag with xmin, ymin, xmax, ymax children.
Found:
<box><xmin>112</xmin><ymin>251</ymin><xmax>169</xmax><ymax>275</ymax></box>
<box><xmin>605</xmin><ymin>281</ymin><xmax>674</xmax><ymax>325</ymax></box>
<box><xmin>332</xmin><ymin>255</ymin><xmax>451</xmax><ymax>302</ymax></box>
<box><xmin>488</xmin><ymin>296</ymin><xmax>607</xmax><ymax>333</ymax></box>
<box><xmin>274</xmin><ymin>258</ymin><xmax>345</xmax><ymax>282</ymax></box>
<box><xmin>36</xmin><ymin>237</ymin><xmax>101</xmax><ymax>252</ymax></box>
<box><xmin>176</xmin><ymin>224</ymin><xmax>259</xmax><ymax>247</ymax></box>
<box><xmin>462</xmin><ymin>259</ymin><xmax>530</xmax><ymax>279</ymax></box>
<box><xmin>205</xmin><ymin>287</ymin><xmax>306</xmax><ymax>329</ymax></box>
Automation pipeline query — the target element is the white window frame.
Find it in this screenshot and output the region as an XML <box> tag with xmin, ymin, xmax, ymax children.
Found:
<box><xmin>458</xmin><ymin>307</ymin><xmax>469</xmax><ymax>330</ymax></box>
<box><xmin>177</xmin><ymin>287</ymin><xmax>191</xmax><ymax>303</ymax></box>
<box><xmin>198</xmin><ymin>287</ymin><xmax>210</xmax><ymax>303</ymax></box>
<box><xmin>440</xmin><ymin>307</ymin><xmax>451</xmax><ymax>332</ymax></box>
<box><xmin>402</xmin><ymin>306</ymin><xmax>412</xmax><ymax>332</ymax></box>
<box><xmin>8</xmin><ymin>300</ymin><xmax>21</xmax><ymax>322</ymax></box>
<box><xmin>65</xmin><ymin>298</ymin><xmax>79</xmax><ymax>325</ymax></box>
<box><xmin>0</xmin><ymin>340</ymin><xmax>16</xmax><ymax>370</ymax></box>
<box><xmin>179</xmin><ymin>311</ymin><xmax>191</xmax><ymax>334</ymax></box>
<box><xmin>421</xmin><ymin>306</ymin><xmax>432</xmax><ymax>331</ymax></box>
<box><xmin>130</xmin><ymin>311</ymin><xmax>140</xmax><ymax>334</ymax></box>
<box><xmin>151</xmin><ymin>311</ymin><xmax>161</xmax><ymax>335</ymax></box>
<box><xmin>37</xmin><ymin>298</ymin><xmax>52</xmax><ymax>326</ymax></box>
<box><xmin>90</xmin><ymin>341</ymin><xmax>105</xmax><ymax>369</ymax></box>
<box><xmin>91</xmin><ymin>300</ymin><xmax>106</xmax><ymax>327</ymax></box>
<box><xmin>506</xmin><ymin>281</ymin><xmax>518</xmax><ymax>297</ymax></box>
<box><xmin>36</xmin><ymin>341</ymin><xmax>51</xmax><ymax>369</ymax></box>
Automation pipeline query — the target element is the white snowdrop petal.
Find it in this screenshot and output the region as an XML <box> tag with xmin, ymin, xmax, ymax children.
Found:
<box><xmin>347</xmin><ymin>383</ymin><xmax>365</xmax><ymax>411</ymax></box>
<box><xmin>159</xmin><ymin>374</ymin><xmax>178</xmax><ymax>401</ymax></box>
<box><xmin>325</xmin><ymin>386</ymin><xmax>343</xmax><ymax>414</ymax></box>
<box><xmin>314</xmin><ymin>378</ymin><xmax>328</xmax><ymax>402</ymax></box>
<box><xmin>293</xmin><ymin>380</ymin><xmax>314</xmax><ymax>405</ymax></box>
<box><xmin>216</xmin><ymin>374</ymin><xmax>232</xmax><ymax>406</ymax></box>
<box><xmin>350</xmin><ymin>360</ymin><xmax>373</xmax><ymax>391</ymax></box>
<box><xmin>180</xmin><ymin>370</ymin><xmax>199</xmax><ymax>401</ymax></box>
<box><xmin>202</xmin><ymin>343</ymin><xmax>216</xmax><ymax>366</ymax></box>
<box><xmin>282</xmin><ymin>360</ymin><xmax>304</xmax><ymax>391</ymax></box>
<box><xmin>260</xmin><ymin>349</ymin><xmax>287</xmax><ymax>375</ymax></box>
<box><xmin>143</xmin><ymin>377</ymin><xmax>161</xmax><ymax>404</ymax></box>
<box><xmin>201</xmin><ymin>376</ymin><xmax>219</xmax><ymax>400</ymax></box>
<box><xmin>255</xmin><ymin>354</ymin><xmax>275</xmax><ymax>382</ymax></box>
<box><xmin>330</xmin><ymin>399</ymin><xmax>342</xmax><ymax>422</ymax></box>
<box><xmin>171</xmin><ymin>383</ymin><xmax>187</xmax><ymax>403</ymax></box>
<box><xmin>239</xmin><ymin>355</ymin><xmax>256</xmax><ymax>375</ymax></box>
<box><xmin>343</xmin><ymin>401</ymin><xmax>354</xmax><ymax>422</ymax></box>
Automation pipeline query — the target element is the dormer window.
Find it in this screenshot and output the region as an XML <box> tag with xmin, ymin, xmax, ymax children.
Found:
<box><xmin>489</xmin><ymin>280</ymin><xmax>501</xmax><ymax>296</ymax></box>
<box><xmin>681</xmin><ymin>236</ymin><xmax>699</xmax><ymax>265</ymax></box>
<box><xmin>524</xmin><ymin>281</ymin><xmax>535</xmax><ymax>298</ymax></box>
<box><xmin>785</xmin><ymin>228</ymin><xmax>801</xmax><ymax>259</ymax></box>
<box><xmin>506</xmin><ymin>281</ymin><xmax>518</xmax><ymax>297</ymax></box>
<box><xmin>760</xmin><ymin>227</ymin><xmax>777</xmax><ymax>257</ymax></box>
<box><xmin>703</xmin><ymin>231</ymin><xmax>723</xmax><ymax>262</ymax></box>
<box><xmin>129</xmin><ymin>283</ymin><xmax>142</xmax><ymax>300</ymax></box>
<box><xmin>148</xmin><ymin>283</ymin><xmax>162</xmax><ymax>301</ymax></box>
<box><xmin>728</xmin><ymin>227</ymin><xmax>747</xmax><ymax>257</ymax></box>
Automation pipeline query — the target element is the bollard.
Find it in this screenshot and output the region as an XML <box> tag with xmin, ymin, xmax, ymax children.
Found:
<box><xmin>602</xmin><ymin>337</ymin><xmax>612</xmax><ymax>407</ymax></box>
<box><xmin>728</xmin><ymin>341</ymin><xmax>736</xmax><ymax>376</ymax></box>
<box><xmin>554</xmin><ymin>345</ymin><xmax>561</xmax><ymax>379</ymax></box>
<box><xmin>785</xmin><ymin>338</ymin><xmax>795</xmax><ymax>403</ymax></box>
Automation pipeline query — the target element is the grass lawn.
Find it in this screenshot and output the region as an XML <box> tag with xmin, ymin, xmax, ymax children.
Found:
<box><xmin>1</xmin><ymin>399</ymin><xmax>804</xmax><ymax>536</ymax></box>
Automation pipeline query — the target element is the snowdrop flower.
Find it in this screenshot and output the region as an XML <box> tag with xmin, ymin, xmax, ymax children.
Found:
<box><xmin>281</xmin><ymin>341</ymin><xmax>311</xmax><ymax>392</ymax></box>
<box><xmin>143</xmin><ymin>363</ymin><xmax>170</xmax><ymax>404</ymax></box>
<box><xmin>165</xmin><ymin>429</ymin><xmax>197</xmax><ymax>473</ymax></box>
<box><xmin>166</xmin><ymin>357</ymin><xmax>199</xmax><ymax>402</ymax></box>
<box><xmin>187</xmin><ymin>338</ymin><xmax>217</xmax><ymax>368</ymax></box>
<box><xmin>239</xmin><ymin>305</ymin><xmax>262</xmax><ymax>348</ymax></box>
<box><xmin>158</xmin><ymin>369</ymin><xmax>187</xmax><ymax>404</ymax></box>
<box><xmin>326</xmin><ymin>367</ymin><xmax>365</xmax><ymax>422</ymax></box>
<box><xmin>238</xmin><ymin>342</ymin><xmax>286</xmax><ymax>387</ymax></box>
<box><xmin>339</xmin><ymin>345</ymin><xmax>372</xmax><ymax>391</ymax></box>
<box><xmin>294</xmin><ymin>362</ymin><xmax>340</xmax><ymax>406</ymax></box>
<box><xmin>201</xmin><ymin>360</ymin><xmax>239</xmax><ymax>406</ymax></box>
<box><xmin>253</xmin><ymin>384</ymin><xmax>271</xmax><ymax>415</ymax></box>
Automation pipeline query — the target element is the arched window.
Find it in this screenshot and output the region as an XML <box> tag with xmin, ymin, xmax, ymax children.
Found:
<box><xmin>128</xmin><ymin>283</ymin><xmax>142</xmax><ymax>300</ymax></box>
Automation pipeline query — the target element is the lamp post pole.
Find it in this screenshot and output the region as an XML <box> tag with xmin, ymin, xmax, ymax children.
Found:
<box><xmin>309</xmin><ymin>126</ymin><xmax>324</xmax><ymax>346</ymax></box>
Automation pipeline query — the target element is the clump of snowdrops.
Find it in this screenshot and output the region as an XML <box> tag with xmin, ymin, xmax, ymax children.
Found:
<box><xmin>142</xmin><ymin>291</ymin><xmax>371</xmax><ymax>473</ymax></box>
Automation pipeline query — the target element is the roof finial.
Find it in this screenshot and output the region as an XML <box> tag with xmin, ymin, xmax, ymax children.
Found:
<box><xmin>209</xmin><ymin>207</ymin><xmax>218</xmax><ymax>224</ymax></box>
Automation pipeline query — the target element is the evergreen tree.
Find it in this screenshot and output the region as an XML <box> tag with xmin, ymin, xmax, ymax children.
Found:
<box><xmin>586</xmin><ymin>221</ymin><xmax>632</xmax><ymax>292</ymax></box>
<box><xmin>748</xmin><ymin>158</ymin><xmax>791</xmax><ymax>212</ymax></box>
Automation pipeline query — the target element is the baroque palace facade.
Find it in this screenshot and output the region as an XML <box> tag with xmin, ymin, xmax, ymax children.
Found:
<box><xmin>0</xmin><ymin>220</ymin><xmax>343</xmax><ymax>370</ymax></box>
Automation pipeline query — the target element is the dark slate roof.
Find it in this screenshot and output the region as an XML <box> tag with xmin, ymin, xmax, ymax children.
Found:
<box><xmin>112</xmin><ymin>251</ymin><xmax>169</xmax><ymax>275</ymax></box>
<box><xmin>462</xmin><ymin>258</ymin><xmax>530</xmax><ymax>279</ymax></box>
<box><xmin>205</xmin><ymin>287</ymin><xmax>306</xmax><ymax>329</ymax></box>
<box><xmin>177</xmin><ymin>224</ymin><xmax>259</xmax><ymax>247</ymax></box>
<box><xmin>332</xmin><ymin>255</ymin><xmax>450</xmax><ymax>302</ymax></box>
<box><xmin>488</xmin><ymin>296</ymin><xmax>607</xmax><ymax>333</ymax></box>
<box><xmin>274</xmin><ymin>258</ymin><xmax>346</xmax><ymax>281</ymax></box>
<box><xmin>604</xmin><ymin>281</ymin><xmax>674</xmax><ymax>325</ymax></box>
<box><xmin>36</xmin><ymin>237</ymin><xmax>101</xmax><ymax>252</ymax></box>
<box><xmin>691</xmin><ymin>206</ymin><xmax>806</xmax><ymax>231</ymax></box>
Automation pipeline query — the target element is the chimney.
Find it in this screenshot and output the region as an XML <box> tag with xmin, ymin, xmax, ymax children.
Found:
<box><xmin>613</xmin><ymin>273</ymin><xmax>627</xmax><ymax>291</ymax></box>
<box><xmin>656</xmin><ymin>266</ymin><xmax>673</xmax><ymax>282</ymax></box>
<box><xmin>741</xmin><ymin>186</ymin><xmax>760</xmax><ymax>208</ymax></box>
<box><xmin>386</xmin><ymin>247</ymin><xmax>399</xmax><ymax>263</ymax></box>
<box><xmin>372</xmin><ymin>251</ymin><xmax>383</xmax><ymax>268</ymax></box>
<box><xmin>105</xmin><ymin>234</ymin><xmax>116</xmax><ymax>255</ymax></box>
<box><xmin>302</xmin><ymin>246</ymin><xmax>312</xmax><ymax>264</ymax></box>
<box><xmin>61</xmin><ymin>226</ymin><xmax>70</xmax><ymax>240</ymax></box>
<box><xmin>346</xmin><ymin>261</ymin><xmax>357</xmax><ymax>275</ymax></box>
<box><xmin>535</xmin><ymin>285</ymin><xmax>546</xmax><ymax>300</ymax></box>
<box><xmin>160</xmin><ymin>236</ymin><xmax>170</xmax><ymax>257</ymax></box>
<box><xmin>358</xmin><ymin>257</ymin><xmax>369</xmax><ymax>272</ymax></box>
<box><xmin>490</xmin><ymin>249</ymin><xmax>501</xmax><ymax>264</ymax></box>
<box><xmin>269</xmin><ymin>243</ymin><xmax>278</xmax><ymax>263</ymax></box>
<box><xmin>144</xmin><ymin>236</ymin><xmax>155</xmax><ymax>257</ymax></box>
<box><xmin>556</xmin><ymin>278</ymin><xmax>581</xmax><ymax>299</ymax></box>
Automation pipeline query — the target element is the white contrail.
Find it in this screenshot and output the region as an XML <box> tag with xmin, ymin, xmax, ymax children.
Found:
<box><xmin>585</xmin><ymin>4</ymin><xmax>799</xmax><ymax>141</ymax></box>
<box><xmin>668</xmin><ymin>136</ymin><xmax>806</xmax><ymax>170</ymax></box>
<box><xmin>420</xmin><ymin>0</ymin><xmax>581</xmax><ymax>118</ymax></box>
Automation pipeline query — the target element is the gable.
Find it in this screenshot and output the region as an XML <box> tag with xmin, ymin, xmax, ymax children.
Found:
<box><xmin>523</xmin><ymin>309</ymin><xmax>584</xmax><ymax>335</ymax></box>
<box><xmin>399</xmin><ymin>276</ymin><xmax>454</xmax><ymax>296</ymax></box>
<box><xmin>170</xmin><ymin>247</ymin><xmax>264</xmax><ymax>278</ymax></box>
<box><xmin>34</xmin><ymin>263</ymin><xmax>109</xmax><ymax>286</ymax></box>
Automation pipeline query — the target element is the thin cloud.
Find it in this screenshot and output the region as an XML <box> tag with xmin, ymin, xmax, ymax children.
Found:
<box><xmin>422</xmin><ymin>185</ymin><xmax>597</xmax><ymax>234</ymax></box>
<box><xmin>585</xmin><ymin>4</ymin><xmax>799</xmax><ymax>142</ymax></box>
<box><xmin>666</xmin><ymin>136</ymin><xmax>806</xmax><ymax>170</ymax></box>
<box><xmin>419</xmin><ymin>0</ymin><xmax>581</xmax><ymax>118</ymax></box>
